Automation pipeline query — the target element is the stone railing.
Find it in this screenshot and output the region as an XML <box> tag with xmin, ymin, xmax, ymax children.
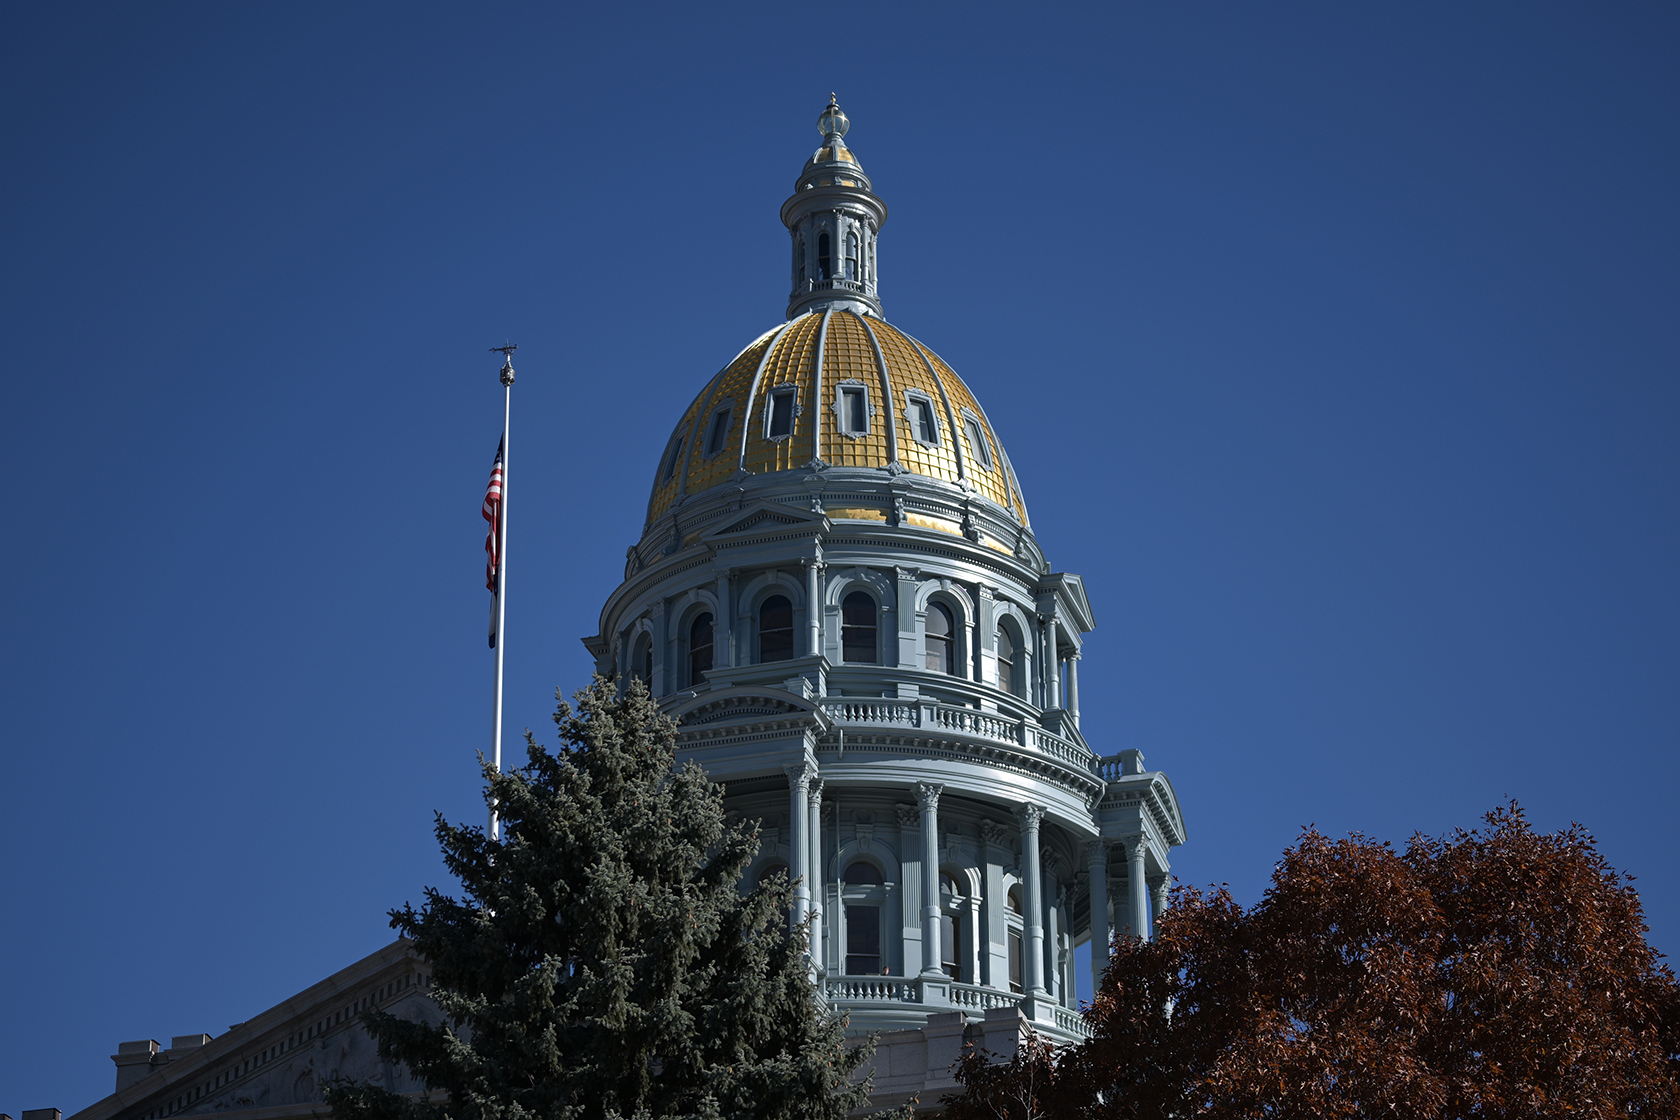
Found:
<box><xmin>796</xmin><ymin>277</ymin><xmax>868</xmax><ymax>295</ymax></box>
<box><xmin>947</xmin><ymin>983</ymin><xmax>1022</xmax><ymax>1012</ymax></box>
<box><xmin>821</xmin><ymin>699</ymin><xmax>1097</xmax><ymax>778</ymax></box>
<box><xmin>1052</xmin><ymin>1004</ymin><xmax>1093</xmax><ymax>1039</ymax></box>
<box><xmin>823</xmin><ymin>976</ymin><xmax>918</xmax><ymax>1004</ymax></box>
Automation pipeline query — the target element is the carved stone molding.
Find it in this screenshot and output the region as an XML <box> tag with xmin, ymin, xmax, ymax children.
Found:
<box><xmin>979</xmin><ymin>819</ymin><xmax>1010</xmax><ymax>848</ymax></box>
<box><xmin>895</xmin><ymin>803</ymin><xmax>919</xmax><ymax>829</ymax></box>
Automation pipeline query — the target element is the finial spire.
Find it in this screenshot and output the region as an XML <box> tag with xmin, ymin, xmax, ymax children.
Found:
<box><xmin>818</xmin><ymin>94</ymin><xmax>850</xmax><ymax>147</ymax></box>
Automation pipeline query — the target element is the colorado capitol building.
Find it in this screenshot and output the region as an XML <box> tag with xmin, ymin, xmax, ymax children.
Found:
<box><xmin>64</xmin><ymin>99</ymin><xmax>1187</xmax><ymax>1120</ymax></box>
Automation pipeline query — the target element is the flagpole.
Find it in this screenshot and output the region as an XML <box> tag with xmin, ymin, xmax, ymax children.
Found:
<box><xmin>490</xmin><ymin>347</ymin><xmax>515</xmax><ymax>840</ymax></box>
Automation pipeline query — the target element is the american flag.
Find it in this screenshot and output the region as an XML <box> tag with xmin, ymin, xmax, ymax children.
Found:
<box><xmin>483</xmin><ymin>437</ymin><xmax>504</xmax><ymax>592</ymax></box>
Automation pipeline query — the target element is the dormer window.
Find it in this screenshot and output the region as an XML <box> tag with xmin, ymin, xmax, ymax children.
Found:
<box><xmin>659</xmin><ymin>433</ymin><xmax>685</xmax><ymax>483</ymax></box>
<box><xmin>818</xmin><ymin>232</ymin><xmax>832</xmax><ymax>280</ymax></box>
<box><xmin>835</xmin><ymin>382</ymin><xmax>870</xmax><ymax>437</ymax></box>
<box><xmin>764</xmin><ymin>386</ymin><xmax>796</xmax><ymax>440</ymax></box>
<box><xmin>962</xmin><ymin>414</ymin><xmax>994</xmax><ymax>470</ymax></box>
<box><xmin>905</xmin><ymin>391</ymin><xmax>939</xmax><ymax>447</ymax></box>
<box><xmin>704</xmin><ymin>405</ymin><xmax>733</xmax><ymax>457</ymax></box>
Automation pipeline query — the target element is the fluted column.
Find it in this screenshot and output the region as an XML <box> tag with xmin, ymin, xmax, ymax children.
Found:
<box><xmin>1126</xmin><ymin>838</ymin><xmax>1150</xmax><ymax>942</ymax></box>
<box><xmin>716</xmin><ymin>567</ymin><xmax>733</xmax><ymax>669</ymax></box>
<box><xmin>1068</xmin><ymin>651</ymin><xmax>1081</xmax><ymax>725</ymax></box>
<box><xmin>1085</xmin><ymin>840</ymin><xmax>1109</xmax><ymax>977</ymax></box>
<box><xmin>917</xmin><ymin>782</ymin><xmax>944</xmax><ymax>977</ymax></box>
<box><xmin>1044</xmin><ymin>618</ymin><xmax>1060</xmax><ymax>709</ymax></box>
<box><xmin>805</xmin><ymin>552</ymin><xmax>823</xmax><ymax>656</ymax></box>
<box><xmin>1018</xmin><ymin>803</ymin><xmax>1047</xmax><ymax>995</ymax></box>
<box><xmin>808</xmin><ymin>779</ymin><xmax>825</xmax><ymax>970</ymax></box>
<box><xmin>1151</xmin><ymin>876</ymin><xmax>1170</xmax><ymax>929</ymax></box>
<box><xmin>785</xmin><ymin>762</ymin><xmax>814</xmax><ymax>934</ymax></box>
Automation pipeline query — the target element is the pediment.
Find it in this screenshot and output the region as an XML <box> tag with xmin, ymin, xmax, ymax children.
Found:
<box><xmin>670</xmin><ymin>686</ymin><xmax>828</xmax><ymax>733</ymax></box>
<box><xmin>702</xmin><ymin>501</ymin><xmax>825</xmax><ymax>542</ymax></box>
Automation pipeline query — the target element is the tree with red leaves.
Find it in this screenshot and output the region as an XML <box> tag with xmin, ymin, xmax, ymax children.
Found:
<box><xmin>944</xmin><ymin>804</ymin><xmax>1680</xmax><ymax>1119</ymax></box>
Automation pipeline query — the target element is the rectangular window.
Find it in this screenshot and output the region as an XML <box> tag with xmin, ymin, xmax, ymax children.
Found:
<box><xmin>940</xmin><ymin>913</ymin><xmax>959</xmax><ymax>980</ymax></box>
<box><xmin>766</xmin><ymin>390</ymin><xmax>795</xmax><ymax>439</ymax></box>
<box><xmin>846</xmin><ymin>905</ymin><xmax>881</xmax><ymax>975</ymax></box>
<box><xmin>842</xmin><ymin>387</ymin><xmax>868</xmax><ymax>434</ymax></box>
<box><xmin>963</xmin><ymin>417</ymin><xmax>993</xmax><ymax>469</ymax></box>
<box><xmin>1007</xmin><ymin>930</ymin><xmax>1023</xmax><ymax>993</ymax></box>
<box><xmin>912</xmin><ymin>398</ymin><xmax>938</xmax><ymax>444</ymax></box>
<box><xmin>705</xmin><ymin>407</ymin><xmax>732</xmax><ymax>456</ymax></box>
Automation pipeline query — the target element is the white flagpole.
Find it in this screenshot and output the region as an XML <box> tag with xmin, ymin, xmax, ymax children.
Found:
<box><xmin>490</xmin><ymin>347</ymin><xmax>515</xmax><ymax>840</ymax></box>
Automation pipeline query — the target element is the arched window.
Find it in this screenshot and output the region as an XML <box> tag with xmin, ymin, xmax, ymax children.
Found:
<box><xmin>756</xmin><ymin>860</ymin><xmax>789</xmax><ymax>888</ymax></box>
<box><xmin>1005</xmin><ymin>885</ymin><xmax>1024</xmax><ymax>993</ymax></box>
<box><xmin>632</xmin><ymin>633</ymin><xmax>653</xmax><ymax>686</ymax></box>
<box><xmin>759</xmin><ymin>594</ymin><xmax>794</xmax><ymax>663</ymax></box>
<box><xmin>842</xmin><ymin>591</ymin><xmax>877</xmax><ymax>663</ymax></box>
<box><xmin>926</xmin><ymin>602</ymin><xmax>955</xmax><ymax>674</ymax></box>
<box><xmin>938</xmin><ymin>873</ymin><xmax>962</xmax><ymax>980</ymax></box>
<box><xmin>996</xmin><ymin>626</ymin><xmax>1017</xmax><ymax>695</ymax></box>
<box><xmin>818</xmin><ymin>231</ymin><xmax>832</xmax><ymax>280</ymax></box>
<box><xmin>794</xmin><ymin>235</ymin><xmax>806</xmax><ymax>285</ymax></box>
<box><xmin>842</xmin><ymin>861</ymin><xmax>884</xmax><ymax>975</ymax></box>
<box><xmin>688</xmin><ymin>613</ymin><xmax>713</xmax><ymax>686</ymax></box>
<box><xmin>845</xmin><ymin>231</ymin><xmax>858</xmax><ymax>281</ymax></box>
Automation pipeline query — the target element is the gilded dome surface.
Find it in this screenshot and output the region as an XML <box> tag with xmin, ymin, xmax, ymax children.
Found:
<box><xmin>645</xmin><ymin>310</ymin><xmax>1029</xmax><ymax>528</ymax></box>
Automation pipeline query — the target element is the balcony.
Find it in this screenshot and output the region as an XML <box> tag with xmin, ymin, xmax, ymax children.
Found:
<box><xmin>821</xmin><ymin>975</ymin><xmax>1092</xmax><ymax>1041</ymax></box>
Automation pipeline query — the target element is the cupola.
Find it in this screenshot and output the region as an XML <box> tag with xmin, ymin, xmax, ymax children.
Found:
<box><xmin>781</xmin><ymin>95</ymin><xmax>888</xmax><ymax>320</ymax></box>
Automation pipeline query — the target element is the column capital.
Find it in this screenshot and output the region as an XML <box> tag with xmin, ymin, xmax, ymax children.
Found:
<box><xmin>808</xmin><ymin>778</ymin><xmax>825</xmax><ymax>804</ymax></box>
<box><xmin>1016</xmin><ymin>803</ymin><xmax>1045</xmax><ymax>831</ymax></box>
<box><xmin>895</xmin><ymin>803</ymin><xmax>920</xmax><ymax>829</ymax></box>
<box><xmin>915</xmin><ymin>781</ymin><xmax>944</xmax><ymax>812</ymax></box>
<box><xmin>784</xmin><ymin>760</ymin><xmax>816</xmax><ymax>791</ymax></box>
<box><xmin>1083</xmin><ymin>839</ymin><xmax>1108</xmax><ymax>867</ymax></box>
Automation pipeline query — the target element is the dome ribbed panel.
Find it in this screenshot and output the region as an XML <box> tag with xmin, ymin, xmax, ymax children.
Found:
<box><xmin>741</xmin><ymin>313</ymin><xmax>823</xmax><ymax>477</ymax></box>
<box><xmin>869</xmin><ymin>322</ymin><xmax>963</xmax><ymax>487</ymax></box>
<box><xmin>645</xmin><ymin>331</ymin><xmax>776</xmax><ymax>524</ymax></box>
<box><xmin>644</xmin><ymin>317</ymin><xmax>1030</xmax><ymax>528</ymax></box>
<box><xmin>907</xmin><ymin>338</ymin><xmax>1018</xmax><ymax>516</ymax></box>
<box><xmin>820</xmin><ymin>314</ymin><xmax>892</xmax><ymax>469</ymax></box>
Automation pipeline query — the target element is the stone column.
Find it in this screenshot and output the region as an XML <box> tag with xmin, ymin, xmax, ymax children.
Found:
<box><xmin>805</xmin><ymin>553</ymin><xmax>823</xmax><ymax>656</ymax></box>
<box><xmin>785</xmin><ymin>762</ymin><xmax>814</xmax><ymax>933</ymax></box>
<box><xmin>1044</xmin><ymin>618</ymin><xmax>1060</xmax><ymax>709</ymax></box>
<box><xmin>1018</xmin><ymin>803</ymin><xmax>1047</xmax><ymax>995</ymax></box>
<box><xmin>1151</xmin><ymin>876</ymin><xmax>1170</xmax><ymax>928</ymax></box>
<box><xmin>808</xmin><ymin>779</ymin><xmax>826</xmax><ymax>970</ymax></box>
<box><xmin>1085</xmin><ymin>840</ymin><xmax>1109</xmax><ymax>977</ymax></box>
<box><xmin>1126</xmin><ymin>838</ymin><xmax>1150</xmax><ymax>942</ymax></box>
<box><xmin>917</xmin><ymin>782</ymin><xmax>945</xmax><ymax>977</ymax></box>
<box><xmin>715</xmin><ymin>568</ymin><xmax>733</xmax><ymax>669</ymax></box>
<box><xmin>1068</xmin><ymin>651</ymin><xmax>1081</xmax><ymax>725</ymax></box>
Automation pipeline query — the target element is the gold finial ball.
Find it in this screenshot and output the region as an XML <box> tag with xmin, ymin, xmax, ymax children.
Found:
<box><xmin>818</xmin><ymin>95</ymin><xmax>849</xmax><ymax>145</ymax></box>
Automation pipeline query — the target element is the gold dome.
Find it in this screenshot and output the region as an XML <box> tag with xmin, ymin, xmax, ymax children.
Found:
<box><xmin>646</xmin><ymin>310</ymin><xmax>1029</xmax><ymax>528</ymax></box>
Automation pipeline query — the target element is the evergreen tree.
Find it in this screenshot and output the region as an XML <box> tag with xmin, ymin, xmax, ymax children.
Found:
<box><xmin>327</xmin><ymin>676</ymin><xmax>890</xmax><ymax>1120</ymax></box>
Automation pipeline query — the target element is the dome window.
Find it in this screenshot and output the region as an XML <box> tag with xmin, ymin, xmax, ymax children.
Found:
<box><xmin>962</xmin><ymin>412</ymin><xmax>994</xmax><ymax>470</ymax></box>
<box><xmin>794</xmin><ymin>235</ymin><xmax>806</xmax><ymax>286</ymax></box>
<box><xmin>703</xmin><ymin>405</ymin><xmax>733</xmax><ymax>458</ymax></box>
<box><xmin>659</xmin><ymin>433</ymin><xmax>685</xmax><ymax>483</ymax></box>
<box><xmin>926</xmin><ymin>602</ymin><xmax>956</xmax><ymax>675</ymax></box>
<box><xmin>996</xmin><ymin>626</ymin><xmax>1017</xmax><ymax>696</ymax></box>
<box><xmin>845</xmin><ymin>231</ymin><xmax>858</xmax><ymax>281</ymax></box>
<box><xmin>818</xmin><ymin>231</ymin><xmax>832</xmax><ymax>281</ymax></box>
<box><xmin>763</xmin><ymin>385</ymin><xmax>797</xmax><ymax>440</ymax></box>
<box><xmin>841</xmin><ymin>591</ymin><xmax>878</xmax><ymax>663</ymax></box>
<box><xmin>688</xmin><ymin>613</ymin><xmax>713</xmax><ymax>687</ymax></box>
<box><xmin>834</xmin><ymin>381</ymin><xmax>871</xmax><ymax>438</ymax></box>
<box><xmin>843</xmin><ymin>861</ymin><xmax>884</xmax><ymax>886</ymax></box>
<box><xmin>758</xmin><ymin>594</ymin><xmax>794</xmax><ymax>663</ymax></box>
<box><xmin>904</xmin><ymin>391</ymin><xmax>940</xmax><ymax>447</ymax></box>
<box><xmin>631</xmin><ymin>633</ymin><xmax>653</xmax><ymax>686</ymax></box>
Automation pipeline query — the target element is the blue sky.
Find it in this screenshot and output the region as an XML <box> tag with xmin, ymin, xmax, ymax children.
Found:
<box><xmin>3</xmin><ymin>2</ymin><xmax>1676</xmax><ymax>1111</ymax></box>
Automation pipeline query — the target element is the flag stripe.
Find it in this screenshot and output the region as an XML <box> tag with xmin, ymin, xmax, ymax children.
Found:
<box><xmin>483</xmin><ymin>438</ymin><xmax>504</xmax><ymax>592</ymax></box>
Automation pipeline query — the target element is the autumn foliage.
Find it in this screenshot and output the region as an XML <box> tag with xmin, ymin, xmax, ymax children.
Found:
<box><xmin>945</xmin><ymin>804</ymin><xmax>1680</xmax><ymax>1118</ymax></box>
